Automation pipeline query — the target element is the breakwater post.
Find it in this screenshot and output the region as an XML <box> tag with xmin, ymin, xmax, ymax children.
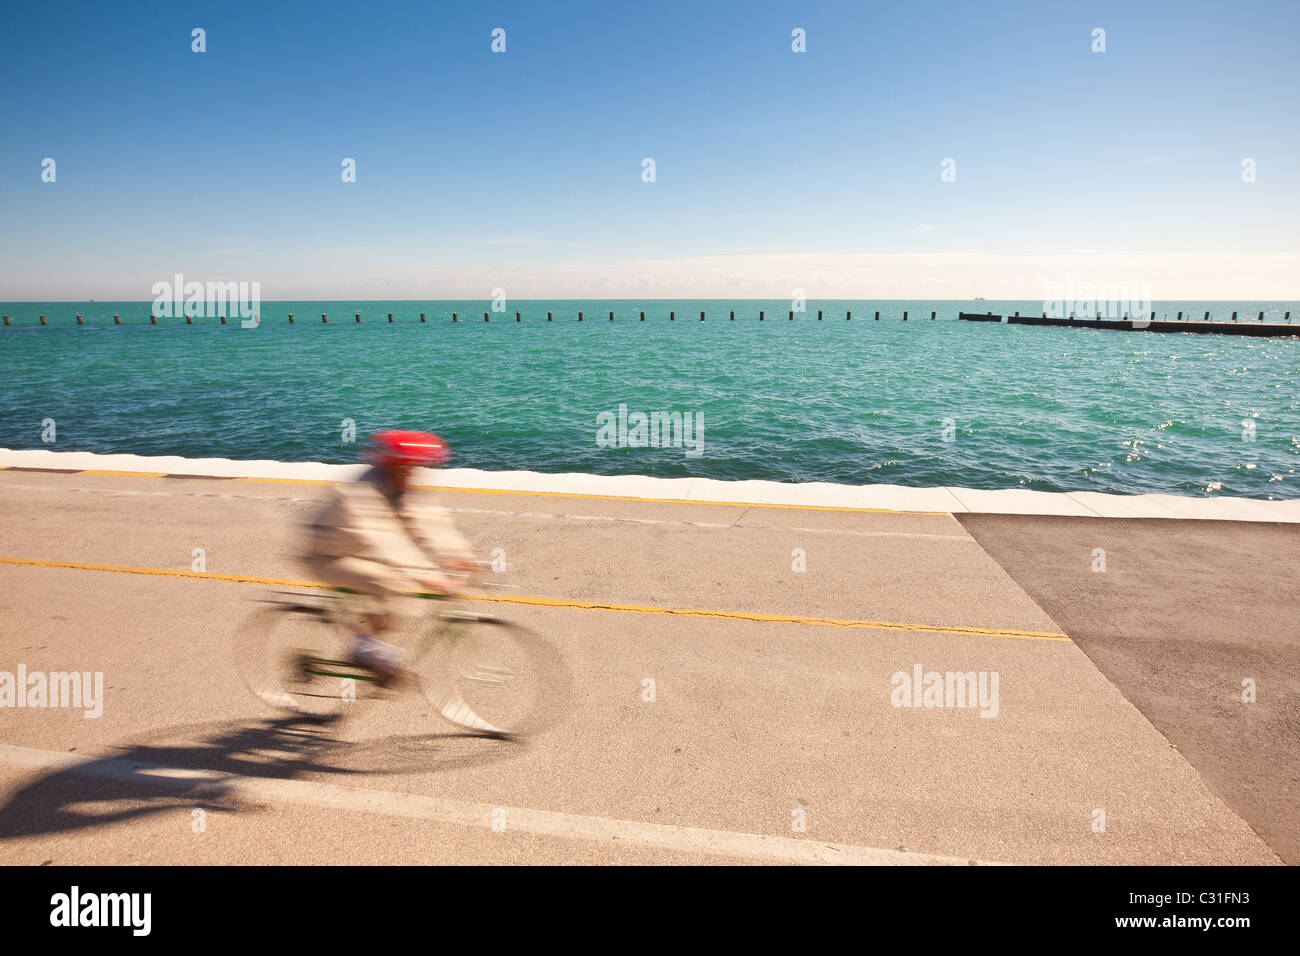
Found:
<box><xmin>730</xmin><ymin>310</ymin><xmax>734</xmax><ymax>321</ymax></box>
<box><xmin>288</xmin><ymin>313</ymin><xmax>295</xmax><ymax>324</ymax></box>
<box><xmin>670</xmin><ymin>311</ymin><xmax>674</xmax><ymax>320</ymax></box>
<box><xmin>700</xmin><ymin>311</ymin><xmax>705</xmax><ymax>321</ymax></box>
<box><xmin>759</xmin><ymin>311</ymin><xmax>764</xmax><ymax>320</ymax></box>
<box><xmin>76</xmin><ymin>314</ymin><xmax>83</xmax><ymax>325</ymax></box>
<box><xmin>41</xmin><ymin>315</ymin><xmax>47</xmax><ymax>325</ymax></box>
<box><xmin>903</xmin><ymin>311</ymin><xmax>908</xmax><ymax>321</ymax></box>
<box><xmin>547</xmin><ymin>312</ymin><xmax>552</xmax><ymax>322</ymax></box>
<box><xmin>2</xmin><ymin>316</ymin><xmax>8</xmax><ymax>326</ymax></box>
<box><xmin>640</xmin><ymin>311</ymin><xmax>645</xmax><ymax>321</ymax></box>
<box><xmin>875</xmin><ymin>311</ymin><xmax>879</xmax><ymax>321</ymax></box>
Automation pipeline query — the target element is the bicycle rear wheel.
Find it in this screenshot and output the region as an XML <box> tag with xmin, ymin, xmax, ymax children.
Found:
<box><xmin>412</xmin><ymin>610</ymin><xmax>571</xmax><ymax>737</ymax></box>
<box><xmin>234</xmin><ymin>601</ymin><xmax>376</xmax><ymax>719</ymax></box>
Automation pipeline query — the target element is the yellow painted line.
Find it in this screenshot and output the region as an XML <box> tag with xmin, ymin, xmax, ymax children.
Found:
<box><xmin>0</xmin><ymin>555</ymin><xmax>1070</xmax><ymax>643</ymax></box>
<box><xmin>58</xmin><ymin>469</ymin><xmax>951</xmax><ymax>516</ymax></box>
<box><xmin>469</xmin><ymin>593</ymin><xmax>1070</xmax><ymax>641</ymax></box>
<box><xmin>0</xmin><ymin>556</ymin><xmax>320</xmax><ymax>588</ymax></box>
<box><xmin>79</xmin><ymin>469</ymin><xmax>167</xmax><ymax>477</ymax></box>
<box><xmin>416</xmin><ymin>485</ymin><xmax>952</xmax><ymax>516</ymax></box>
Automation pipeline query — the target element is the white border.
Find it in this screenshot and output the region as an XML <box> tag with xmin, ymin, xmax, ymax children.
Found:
<box><xmin>2</xmin><ymin>447</ymin><xmax>1298</xmax><ymax>522</ymax></box>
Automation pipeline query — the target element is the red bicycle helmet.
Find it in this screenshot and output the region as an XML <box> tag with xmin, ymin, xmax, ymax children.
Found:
<box><xmin>367</xmin><ymin>430</ymin><xmax>451</xmax><ymax>467</ymax></box>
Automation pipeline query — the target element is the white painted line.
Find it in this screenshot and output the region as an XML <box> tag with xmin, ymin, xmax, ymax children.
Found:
<box><xmin>0</xmin><ymin>482</ymin><xmax>322</xmax><ymax>505</ymax></box>
<box><xmin>0</xmin><ymin>744</ymin><xmax>993</xmax><ymax>866</ymax></box>
<box><xmin>3</xmin><ymin>447</ymin><xmax>1296</xmax><ymax>523</ymax></box>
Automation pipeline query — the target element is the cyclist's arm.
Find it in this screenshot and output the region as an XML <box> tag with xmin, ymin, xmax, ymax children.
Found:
<box><xmin>401</xmin><ymin>494</ymin><xmax>477</xmax><ymax>572</ymax></box>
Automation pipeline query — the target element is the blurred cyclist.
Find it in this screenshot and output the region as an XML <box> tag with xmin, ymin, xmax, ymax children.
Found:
<box><xmin>301</xmin><ymin>430</ymin><xmax>480</xmax><ymax>683</ymax></box>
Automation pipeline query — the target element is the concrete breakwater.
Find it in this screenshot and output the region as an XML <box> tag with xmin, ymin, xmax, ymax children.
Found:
<box><xmin>958</xmin><ymin>312</ymin><xmax>1298</xmax><ymax>337</ymax></box>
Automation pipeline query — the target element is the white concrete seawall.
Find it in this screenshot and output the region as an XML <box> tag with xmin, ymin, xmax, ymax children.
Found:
<box><xmin>3</xmin><ymin>447</ymin><xmax>1297</xmax><ymax>522</ymax></box>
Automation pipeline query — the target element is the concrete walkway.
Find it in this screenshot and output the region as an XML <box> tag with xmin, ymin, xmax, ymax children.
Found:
<box><xmin>0</xmin><ymin>467</ymin><xmax>1284</xmax><ymax>864</ymax></box>
<box><xmin>959</xmin><ymin>514</ymin><xmax>1300</xmax><ymax>864</ymax></box>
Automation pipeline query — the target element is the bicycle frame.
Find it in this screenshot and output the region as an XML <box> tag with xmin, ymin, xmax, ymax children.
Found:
<box><xmin>266</xmin><ymin>588</ymin><xmax>504</xmax><ymax>686</ymax></box>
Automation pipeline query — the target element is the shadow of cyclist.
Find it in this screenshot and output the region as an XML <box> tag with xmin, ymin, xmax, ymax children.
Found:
<box><xmin>0</xmin><ymin>715</ymin><xmax>524</xmax><ymax>841</ymax></box>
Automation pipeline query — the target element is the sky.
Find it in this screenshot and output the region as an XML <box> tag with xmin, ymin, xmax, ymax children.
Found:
<box><xmin>1</xmin><ymin>0</ymin><xmax>1297</xmax><ymax>300</ymax></box>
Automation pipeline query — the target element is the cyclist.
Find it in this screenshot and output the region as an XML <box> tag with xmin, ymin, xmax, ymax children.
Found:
<box><xmin>301</xmin><ymin>429</ymin><xmax>480</xmax><ymax>683</ymax></box>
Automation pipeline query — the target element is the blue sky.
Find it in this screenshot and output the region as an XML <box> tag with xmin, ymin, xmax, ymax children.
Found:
<box><xmin>1</xmin><ymin>0</ymin><xmax>1297</xmax><ymax>299</ymax></box>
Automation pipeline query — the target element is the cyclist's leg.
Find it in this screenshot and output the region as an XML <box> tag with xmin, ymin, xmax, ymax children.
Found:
<box><xmin>305</xmin><ymin>555</ymin><xmax>411</xmax><ymax>680</ymax></box>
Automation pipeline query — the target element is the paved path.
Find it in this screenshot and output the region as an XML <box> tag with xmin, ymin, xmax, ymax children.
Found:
<box><xmin>959</xmin><ymin>514</ymin><xmax>1300</xmax><ymax>864</ymax></box>
<box><xmin>0</xmin><ymin>470</ymin><xmax>1282</xmax><ymax>864</ymax></box>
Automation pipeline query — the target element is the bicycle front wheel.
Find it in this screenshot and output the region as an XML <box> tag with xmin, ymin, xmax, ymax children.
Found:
<box><xmin>412</xmin><ymin>611</ymin><xmax>571</xmax><ymax>737</ymax></box>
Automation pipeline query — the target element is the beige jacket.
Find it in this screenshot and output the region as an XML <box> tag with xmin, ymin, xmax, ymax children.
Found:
<box><xmin>303</xmin><ymin>470</ymin><xmax>474</xmax><ymax>594</ymax></box>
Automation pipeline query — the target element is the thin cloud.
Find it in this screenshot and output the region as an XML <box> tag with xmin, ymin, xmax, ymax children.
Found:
<box><xmin>12</xmin><ymin>250</ymin><xmax>1299</xmax><ymax>301</ymax></box>
<box><xmin>250</xmin><ymin>250</ymin><xmax>1300</xmax><ymax>300</ymax></box>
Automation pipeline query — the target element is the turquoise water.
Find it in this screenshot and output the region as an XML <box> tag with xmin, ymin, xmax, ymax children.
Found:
<box><xmin>2</xmin><ymin>300</ymin><xmax>1298</xmax><ymax>499</ymax></box>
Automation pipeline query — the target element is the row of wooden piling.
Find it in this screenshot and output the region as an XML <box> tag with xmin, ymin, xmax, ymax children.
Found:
<box><xmin>2</xmin><ymin>309</ymin><xmax>948</xmax><ymax>326</ymax></box>
<box><xmin>5</xmin><ymin>308</ymin><xmax>1295</xmax><ymax>326</ymax></box>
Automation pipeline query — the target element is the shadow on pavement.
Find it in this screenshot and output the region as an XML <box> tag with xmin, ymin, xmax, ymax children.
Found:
<box><xmin>0</xmin><ymin>715</ymin><xmax>521</xmax><ymax>841</ymax></box>
<box><xmin>957</xmin><ymin>513</ymin><xmax>1299</xmax><ymax>865</ymax></box>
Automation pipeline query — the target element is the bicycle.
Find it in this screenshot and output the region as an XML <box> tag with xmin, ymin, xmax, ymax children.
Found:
<box><xmin>234</xmin><ymin>578</ymin><xmax>571</xmax><ymax>737</ymax></box>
